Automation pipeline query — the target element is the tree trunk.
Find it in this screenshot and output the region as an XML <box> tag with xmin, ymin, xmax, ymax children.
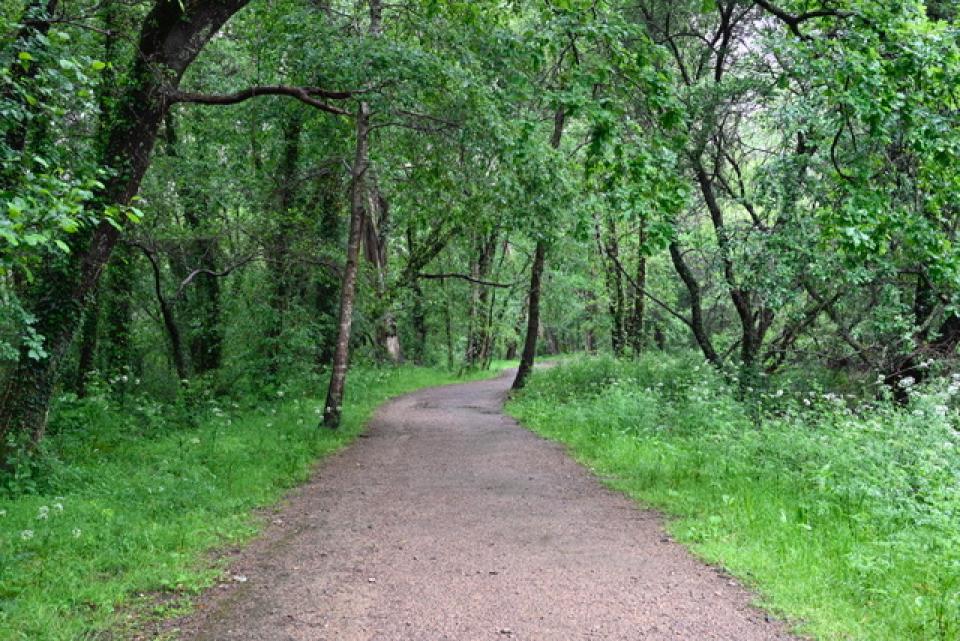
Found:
<box><xmin>511</xmin><ymin>107</ymin><xmax>565</xmax><ymax>391</ymax></box>
<box><xmin>364</xmin><ymin>185</ymin><xmax>402</xmax><ymax>364</ymax></box>
<box><xmin>74</xmin><ymin>291</ymin><xmax>100</xmax><ymax>398</ymax></box>
<box><xmin>410</xmin><ymin>279</ymin><xmax>428</xmax><ymax>365</ymax></box>
<box><xmin>595</xmin><ymin>214</ymin><xmax>625</xmax><ymax>356</ymax></box>
<box><xmin>323</xmin><ymin>100</ymin><xmax>371</xmax><ymax>428</ymax></box>
<box><xmin>694</xmin><ymin>161</ymin><xmax>770</xmax><ymax>383</ymax></box>
<box><xmin>627</xmin><ymin>220</ymin><xmax>646</xmax><ymax>355</ymax></box>
<box><xmin>101</xmin><ymin>242</ymin><xmax>135</xmax><ymax>387</ymax></box>
<box><xmin>312</xmin><ymin>172</ymin><xmax>343</xmax><ymax>370</ymax></box>
<box><xmin>512</xmin><ymin>240</ymin><xmax>546</xmax><ymax>390</ymax></box>
<box><xmin>669</xmin><ymin>242</ymin><xmax>721</xmax><ymax>367</ymax></box>
<box><xmin>0</xmin><ymin>0</ymin><xmax>249</xmax><ymax>450</ymax></box>
<box><xmin>465</xmin><ymin>232</ymin><xmax>497</xmax><ymax>367</ymax></box>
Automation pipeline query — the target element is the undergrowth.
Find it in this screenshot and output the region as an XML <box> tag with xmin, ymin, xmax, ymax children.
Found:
<box><xmin>508</xmin><ymin>354</ymin><xmax>960</xmax><ymax>641</ymax></box>
<box><xmin>0</xmin><ymin>364</ymin><xmax>498</xmax><ymax>640</ymax></box>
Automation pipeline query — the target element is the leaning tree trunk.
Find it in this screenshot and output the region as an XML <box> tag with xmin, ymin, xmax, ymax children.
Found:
<box><xmin>322</xmin><ymin>0</ymin><xmax>381</xmax><ymax>427</ymax></box>
<box><xmin>512</xmin><ymin>107</ymin><xmax>565</xmax><ymax>391</ymax></box>
<box><xmin>322</xmin><ymin>101</ymin><xmax>371</xmax><ymax>429</ymax></box>
<box><xmin>0</xmin><ymin>0</ymin><xmax>250</xmax><ymax>451</ymax></box>
<box><xmin>668</xmin><ymin>242</ymin><xmax>721</xmax><ymax>367</ymax></box>
<box><xmin>627</xmin><ymin>219</ymin><xmax>646</xmax><ymax>355</ymax></box>
<box><xmin>511</xmin><ymin>240</ymin><xmax>546</xmax><ymax>390</ymax></box>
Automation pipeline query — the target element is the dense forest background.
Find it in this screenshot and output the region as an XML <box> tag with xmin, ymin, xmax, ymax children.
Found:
<box><xmin>2</xmin><ymin>1</ymin><xmax>960</xmax><ymax>639</ymax></box>
<box><xmin>3</xmin><ymin>0</ymin><xmax>960</xmax><ymax>438</ymax></box>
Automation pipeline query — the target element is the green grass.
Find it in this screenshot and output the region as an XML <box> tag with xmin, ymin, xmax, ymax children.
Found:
<box><xmin>0</xmin><ymin>364</ymin><xmax>501</xmax><ymax>640</ymax></box>
<box><xmin>507</xmin><ymin>355</ymin><xmax>960</xmax><ymax>641</ymax></box>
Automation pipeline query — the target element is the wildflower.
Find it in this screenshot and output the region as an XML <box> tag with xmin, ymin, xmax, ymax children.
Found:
<box><xmin>314</xmin><ymin>408</ymin><xmax>322</xmax><ymax>415</ymax></box>
<box><xmin>775</xmin><ymin>389</ymin><xmax>784</xmax><ymax>397</ymax></box>
<box><xmin>277</xmin><ymin>390</ymin><xmax>285</xmax><ymax>398</ymax></box>
<box><xmin>0</xmin><ymin>509</ymin><xmax>6</xmax><ymax>517</ymax></box>
<box><xmin>72</xmin><ymin>528</ymin><xmax>82</xmax><ymax>538</ymax></box>
<box><xmin>803</xmin><ymin>398</ymin><xmax>811</xmax><ymax>406</ymax></box>
<box><xmin>189</xmin><ymin>437</ymin><xmax>201</xmax><ymax>445</ymax></box>
<box><xmin>933</xmin><ymin>405</ymin><xmax>949</xmax><ymax>417</ymax></box>
<box><xmin>20</xmin><ymin>530</ymin><xmax>34</xmax><ymax>540</ymax></box>
<box><xmin>899</xmin><ymin>376</ymin><xmax>916</xmax><ymax>388</ymax></box>
<box><xmin>120</xmin><ymin>374</ymin><xmax>129</xmax><ymax>383</ymax></box>
<box><xmin>53</xmin><ymin>503</ymin><xmax>64</xmax><ymax>512</ymax></box>
<box><xmin>37</xmin><ymin>506</ymin><xmax>49</xmax><ymax>520</ymax></box>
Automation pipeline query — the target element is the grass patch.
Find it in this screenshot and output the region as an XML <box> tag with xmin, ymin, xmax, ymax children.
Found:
<box><xmin>507</xmin><ymin>354</ymin><xmax>960</xmax><ymax>641</ymax></box>
<box><xmin>0</xmin><ymin>364</ymin><xmax>501</xmax><ymax>640</ymax></box>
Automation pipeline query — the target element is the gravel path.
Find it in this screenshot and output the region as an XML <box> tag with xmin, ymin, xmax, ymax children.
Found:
<box><xmin>175</xmin><ymin>370</ymin><xmax>799</xmax><ymax>641</ymax></box>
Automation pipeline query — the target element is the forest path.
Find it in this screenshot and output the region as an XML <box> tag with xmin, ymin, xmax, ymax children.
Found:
<box><xmin>176</xmin><ymin>370</ymin><xmax>798</xmax><ymax>641</ymax></box>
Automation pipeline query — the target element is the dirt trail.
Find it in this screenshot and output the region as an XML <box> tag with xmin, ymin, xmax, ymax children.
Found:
<box><xmin>176</xmin><ymin>371</ymin><xmax>798</xmax><ymax>641</ymax></box>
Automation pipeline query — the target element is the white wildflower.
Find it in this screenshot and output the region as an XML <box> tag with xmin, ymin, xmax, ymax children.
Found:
<box><xmin>20</xmin><ymin>529</ymin><xmax>34</xmax><ymax>540</ymax></box>
<box><xmin>189</xmin><ymin>437</ymin><xmax>201</xmax><ymax>445</ymax></box>
<box><xmin>933</xmin><ymin>405</ymin><xmax>949</xmax><ymax>417</ymax></box>
<box><xmin>37</xmin><ymin>506</ymin><xmax>49</xmax><ymax>520</ymax></box>
<box><xmin>899</xmin><ymin>376</ymin><xmax>916</xmax><ymax>388</ymax></box>
<box><xmin>72</xmin><ymin>528</ymin><xmax>82</xmax><ymax>538</ymax></box>
<box><xmin>276</xmin><ymin>391</ymin><xmax>285</xmax><ymax>398</ymax></box>
<box><xmin>53</xmin><ymin>503</ymin><xmax>63</xmax><ymax>512</ymax></box>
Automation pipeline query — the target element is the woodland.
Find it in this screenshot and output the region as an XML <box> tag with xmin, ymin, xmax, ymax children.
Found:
<box><xmin>1</xmin><ymin>0</ymin><xmax>960</xmax><ymax>639</ymax></box>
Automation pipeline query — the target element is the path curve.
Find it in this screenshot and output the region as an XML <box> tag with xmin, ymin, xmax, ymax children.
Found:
<box><xmin>175</xmin><ymin>371</ymin><xmax>798</xmax><ymax>641</ymax></box>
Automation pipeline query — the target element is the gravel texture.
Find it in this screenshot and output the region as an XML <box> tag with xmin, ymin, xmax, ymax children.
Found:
<box><xmin>174</xmin><ymin>370</ymin><xmax>800</xmax><ymax>641</ymax></box>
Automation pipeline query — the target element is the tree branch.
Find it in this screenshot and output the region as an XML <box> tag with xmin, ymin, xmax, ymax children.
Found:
<box><xmin>173</xmin><ymin>252</ymin><xmax>257</xmax><ymax>300</ymax></box>
<box><xmin>167</xmin><ymin>86</ymin><xmax>354</xmax><ymax>116</ymax></box>
<box><xmin>417</xmin><ymin>273</ymin><xmax>513</xmax><ymax>288</ymax></box>
<box><xmin>752</xmin><ymin>0</ymin><xmax>852</xmax><ymax>38</ymax></box>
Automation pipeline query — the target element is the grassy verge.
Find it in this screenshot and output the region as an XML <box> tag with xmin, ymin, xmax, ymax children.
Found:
<box><xmin>507</xmin><ymin>355</ymin><xmax>960</xmax><ymax>641</ymax></box>
<box><xmin>0</xmin><ymin>364</ymin><xmax>501</xmax><ymax>640</ymax></box>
